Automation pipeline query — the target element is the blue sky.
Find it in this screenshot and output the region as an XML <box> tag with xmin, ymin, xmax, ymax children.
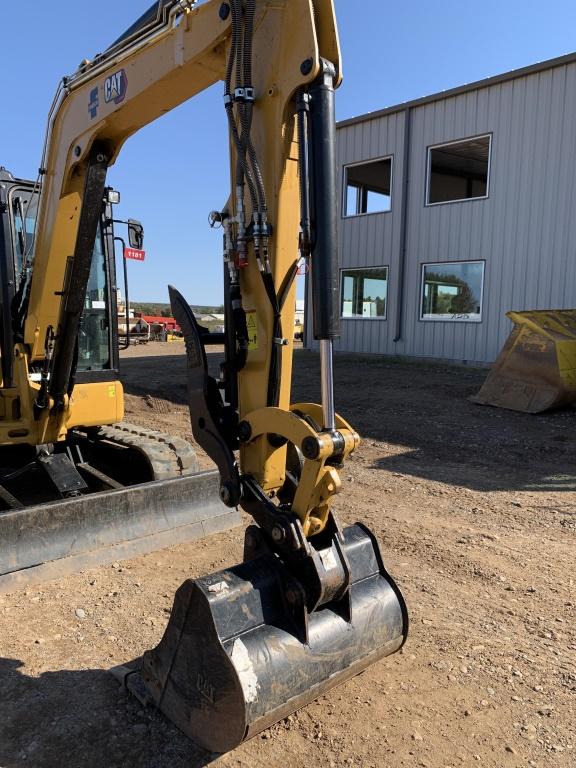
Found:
<box><xmin>3</xmin><ymin>0</ymin><xmax>576</xmax><ymax>304</ymax></box>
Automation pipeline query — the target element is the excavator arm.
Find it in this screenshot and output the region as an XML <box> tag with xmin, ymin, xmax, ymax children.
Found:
<box><xmin>20</xmin><ymin>0</ymin><xmax>407</xmax><ymax>749</ymax></box>
<box><xmin>24</xmin><ymin>0</ymin><xmax>352</xmax><ymax>539</ymax></box>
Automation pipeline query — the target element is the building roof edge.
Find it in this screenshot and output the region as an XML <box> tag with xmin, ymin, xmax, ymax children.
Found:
<box><xmin>337</xmin><ymin>50</ymin><xmax>576</xmax><ymax>129</ymax></box>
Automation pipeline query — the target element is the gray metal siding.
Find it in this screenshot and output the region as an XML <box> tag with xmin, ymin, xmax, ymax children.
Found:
<box><xmin>335</xmin><ymin>110</ymin><xmax>406</xmax><ymax>356</ymax></box>
<box><xmin>316</xmin><ymin>60</ymin><xmax>576</xmax><ymax>363</ymax></box>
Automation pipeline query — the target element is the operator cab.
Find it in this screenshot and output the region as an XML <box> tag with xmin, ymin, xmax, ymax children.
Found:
<box><xmin>0</xmin><ymin>166</ymin><xmax>121</xmax><ymax>386</ymax></box>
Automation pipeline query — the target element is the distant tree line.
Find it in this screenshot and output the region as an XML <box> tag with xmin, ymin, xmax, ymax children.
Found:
<box><xmin>132</xmin><ymin>302</ymin><xmax>225</xmax><ymax>317</ymax></box>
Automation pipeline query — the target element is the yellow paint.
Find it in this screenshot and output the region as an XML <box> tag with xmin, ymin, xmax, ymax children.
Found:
<box><xmin>246</xmin><ymin>311</ymin><xmax>259</xmax><ymax>351</ymax></box>
<box><xmin>67</xmin><ymin>381</ymin><xmax>124</xmax><ymax>428</ymax></box>
<box><xmin>243</xmin><ymin>404</ymin><xmax>359</xmax><ymax>535</ymax></box>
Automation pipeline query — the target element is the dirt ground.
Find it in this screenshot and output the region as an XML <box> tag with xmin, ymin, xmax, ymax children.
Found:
<box><xmin>0</xmin><ymin>341</ymin><xmax>574</xmax><ymax>768</ymax></box>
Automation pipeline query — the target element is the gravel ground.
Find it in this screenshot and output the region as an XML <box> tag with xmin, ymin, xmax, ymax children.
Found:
<box><xmin>0</xmin><ymin>343</ymin><xmax>573</xmax><ymax>768</ymax></box>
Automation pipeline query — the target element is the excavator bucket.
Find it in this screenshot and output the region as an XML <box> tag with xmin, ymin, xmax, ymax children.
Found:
<box><xmin>123</xmin><ymin>523</ymin><xmax>407</xmax><ymax>752</ymax></box>
<box><xmin>471</xmin><ymin>310</ymin><xmax>576</xmax><ymax>413</ymax></box>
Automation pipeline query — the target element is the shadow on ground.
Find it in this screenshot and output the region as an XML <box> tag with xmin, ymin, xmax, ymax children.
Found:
<box><xmin>120</xmin><ymin>351</ymin><xmax>223</xmax><ymax>406</ymax></box>
<box><xmin>119</xmin><ymin>349</ymin><xmax>576</xmax><ymax>494</ymax></box>
<box><xmin>0</xmin><ymin>657</ymin><xmax>218</xmax><ymax>768</ymax></box>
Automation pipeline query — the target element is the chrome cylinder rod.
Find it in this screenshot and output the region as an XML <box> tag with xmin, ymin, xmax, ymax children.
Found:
<box><xmin>320</xmin><ymin>339</ymin><xmax>336</xmax><ymax>431</ymax></box>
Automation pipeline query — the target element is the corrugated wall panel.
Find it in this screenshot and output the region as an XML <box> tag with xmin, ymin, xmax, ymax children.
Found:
<box><xmin>327</xmin><ymin>109</ymin><xmax>406</xmax><ymax>355</ymax></box>
<box><xmin>313</xmin><ymin>60</ymin><xmax>576</xmax><ymax>363</ymax></box>
<box><xmin>558</xmin><ymin>66</ymin><xmax>576</xmax><ymax>308</ymax></box>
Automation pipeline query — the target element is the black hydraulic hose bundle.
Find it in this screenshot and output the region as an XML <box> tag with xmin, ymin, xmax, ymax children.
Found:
<box><xmin>224</xmin><ymin>0</ymin><xmax>258</xmax><ymax>210</ymax></box>
<box><xmin>223</xmin><ymin>3</ymin><xmax>342</xmax><ymax>407</ymax></box>
<box><xmin>235</xmin><ymin>0</ymin><xmax>267</xmax><ymax>214</ymax></box>
<box><xmin>224</xmin><ymin>0</ymin><xmax>284</xmax><ymax>405</ymax></box>
<box><xmin>222</xmin><ymin>0</ymin><xmax>251</xmax><ymax>376</ymax></box>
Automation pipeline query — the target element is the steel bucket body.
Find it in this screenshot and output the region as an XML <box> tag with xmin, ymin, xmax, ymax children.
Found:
<box><xmin>471</xmin><ymin>310</ymin><xmax>576</xmax><ymax>413</ymax></box>
<box><xmin>140</xmin><ymin>523</ymin><xmax>407</xmax><ymax>752</ymax></box>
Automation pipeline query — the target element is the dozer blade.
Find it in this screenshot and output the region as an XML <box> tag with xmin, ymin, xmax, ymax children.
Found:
<box><xmin>471</xmin><ymin>310</ymin><xmax>576</xmax><ymax>413</ymax></box>
<box><xmin>0</xmin><ymin>471</ymin><xmax>240</xmax><ymax>591</ymax></box>
<box><xmin>131</xmin><ymin>523</ymin><xmax>407</xmax><ymax>752</ymax></box>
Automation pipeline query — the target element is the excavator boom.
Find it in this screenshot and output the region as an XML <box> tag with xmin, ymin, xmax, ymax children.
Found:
<box><xmin>9</xmin><ymin>0</ymin><xmax>408</xmax><ymax>749</ymax></box>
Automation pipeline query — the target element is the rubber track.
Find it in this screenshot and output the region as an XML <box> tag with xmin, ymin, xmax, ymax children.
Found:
<box><xmin>96</xmin><ymin>422</ymin><xmax>199</xmax><ymax>481</ymax></box>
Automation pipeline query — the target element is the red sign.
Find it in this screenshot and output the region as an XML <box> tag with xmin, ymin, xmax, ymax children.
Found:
<box><xmin>124</xmin><ymin>247</ymin><xmax>146</xmax><ymax>262</ymax></box>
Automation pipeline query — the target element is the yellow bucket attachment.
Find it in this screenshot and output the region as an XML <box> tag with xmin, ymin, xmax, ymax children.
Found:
<box><xmin>471</xmin><ymin>310</ymin><xmax>576</xmax><ymax>413</ymax></box>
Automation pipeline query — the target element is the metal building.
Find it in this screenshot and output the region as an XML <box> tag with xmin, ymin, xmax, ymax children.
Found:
<box><xmin>307</xmin><ymin>52</ymin><xmax>576</xmax><ymax>364</ymax></box>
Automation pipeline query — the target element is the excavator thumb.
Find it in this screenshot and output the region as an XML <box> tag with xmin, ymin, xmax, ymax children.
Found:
<box><xmin>123</xmin><ymin>522</ymin><xmax>407</xmax><ymax>752</ymax></box>
<box><xmin>471</xmin><ymin>310</ymin><xmax>576</xmax><ymax>413</ymax></box>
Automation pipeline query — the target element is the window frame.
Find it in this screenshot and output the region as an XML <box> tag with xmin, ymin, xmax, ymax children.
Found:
<box><xmin>8</xmin><ymin>185</ymin><xmax>39</xmax><ymax>284</ymax></box>
<box><xmin>340</xmin><ymin>265</ymin><xmax>389</xmax><ymax>321</ymax></box>
<box><xmin>419</xmin><ymin>259</ymin><xmax>485</xmax><ymax>323</ymax></box>
<box><xmin>342</xmin><ymin>155</ymin><xmax>394</xmax><ymax>219</ymax></box>
<box><xmin>425</xmin><ymin>134</ymin><xmax>492</xmax><ymax>207</ymax></box>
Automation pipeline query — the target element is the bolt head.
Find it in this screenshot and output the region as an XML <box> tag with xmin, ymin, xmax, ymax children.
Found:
<box><xmin>300</xmin><ymin>58</ymin><xmax>314</xmax><ymax>76</ymax></box>
<box><xmin>271</xmin><ymin>525</ymin><xmax>284</xmax><ymax>542</ymax></box>
<box><xmin>219</xmin><ymin>2</ymin><xmax>230</xmax><ymax>20</ymax></box>
<box><xmin>238</xmin><ymin>420</ymin><xmax>252</xmax><ymax>442</ymax></box>
<box><xmin>302</xmin><ymin>436</ymin><xmax>320</xmax><ymax>460</ymax></box>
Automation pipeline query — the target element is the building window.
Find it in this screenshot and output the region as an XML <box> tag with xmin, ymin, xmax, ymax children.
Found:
<box><xmin>421</xmin><ymin>261</ymin><xmax>484</xmax><ymax>322</ymax></box>
<box><xmin>341</xmin><ymin>267</ymin><xmax>388</xmax><ymax>319</ymax></box>
<box><xmin>344</xmin><ymin>158</ymin><xmax>392</xmax><ymax>216</ymax></box>
<box><xmin>426</xmin><ymin>135</ymin><xmax>491</xmax><ymax>205</ymax></box>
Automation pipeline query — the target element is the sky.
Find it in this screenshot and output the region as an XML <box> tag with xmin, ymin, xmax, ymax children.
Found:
<box><xmin>2</xmin><ymin>0</ymin><xmax>576</xmax><ymax>304</ymax></box>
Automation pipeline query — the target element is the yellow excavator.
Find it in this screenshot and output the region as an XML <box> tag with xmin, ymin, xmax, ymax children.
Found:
<box><xmin>0</xmin><ymin>170</ymin><xmax>238</xmax><ymax>585</ymax></box>
<box><xmin>5</xmin><ymin>0</ymin><xmax>408</xmax><ymax>751</ymax></box>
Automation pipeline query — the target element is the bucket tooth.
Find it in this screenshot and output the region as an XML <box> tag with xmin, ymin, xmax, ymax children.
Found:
<box><xmin>139</xmin><ymin>523</ymin><xmax>407</xmax><ymax>752</ymax></box>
